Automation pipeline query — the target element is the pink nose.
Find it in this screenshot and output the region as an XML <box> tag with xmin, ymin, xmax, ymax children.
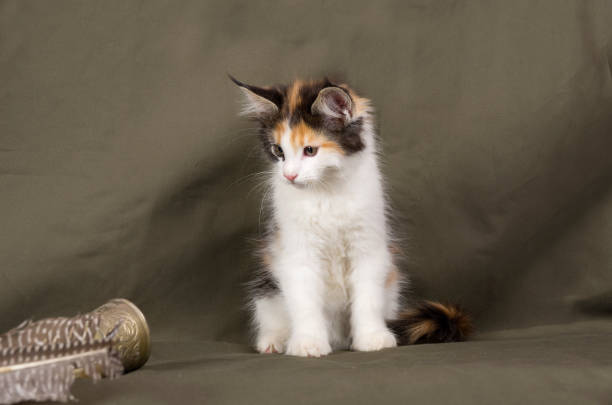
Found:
<box><xmin>284</xmin><ymin>173</ymin><xmax>298</xmax><ymax>182</ymax></box>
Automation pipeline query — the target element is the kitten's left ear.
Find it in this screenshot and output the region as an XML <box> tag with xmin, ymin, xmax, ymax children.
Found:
<box><xmin>229</xmin><ymin>75</ymin><xmax>282</xmax><ymax>120</ymax></box>
<box><xmin>311</xmin><ymin>86</ymin><xmax>354</xmax><ymax>130</ymax></box>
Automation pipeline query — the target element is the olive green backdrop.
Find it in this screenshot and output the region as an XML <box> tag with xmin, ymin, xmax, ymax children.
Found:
<box><xmin>1</xmin><ymin>1</ymin><xmax>612</xmax><ymax>403</ymax></box>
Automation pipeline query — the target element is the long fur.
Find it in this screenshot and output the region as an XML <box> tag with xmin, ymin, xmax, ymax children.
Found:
<box><xmin>387</xmin><ymin>301</ymin><xmax>473</xmax><ymax>345</ymax></box>
<box><xmin>232</xmin><ymin>77</ymin><xmax>472</xmax><ymax>356</ymax></box>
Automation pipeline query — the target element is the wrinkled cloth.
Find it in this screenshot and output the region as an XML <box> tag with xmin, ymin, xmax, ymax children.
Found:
<box><xmin>1</xmin><ymin>1</ymin><xmax>612</xmax><ymax>403</ymax></box>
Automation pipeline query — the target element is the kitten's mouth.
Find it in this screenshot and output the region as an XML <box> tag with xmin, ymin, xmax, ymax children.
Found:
<box><xmin>282</xmin><ymin>176</ymin><xmax>308</xmax><ymax>188</ymax></box>
<box><xmin>286</xmin><ymin>180</ymin><xmax>306</xmax><ymax>188</ymax></box>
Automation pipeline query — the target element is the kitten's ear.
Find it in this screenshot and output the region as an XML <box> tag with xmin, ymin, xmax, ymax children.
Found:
<box><xmin>229</xmin><ymin>75</ymin><xmax>282</xmax><ymax>120</ymax></box>
<box><xmin>311</xmin><ymin>86</ymin><xmax>353</xmax><ymax>130</ymax></box>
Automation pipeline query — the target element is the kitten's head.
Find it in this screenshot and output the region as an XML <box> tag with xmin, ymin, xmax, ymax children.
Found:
<box><xmin>231</xmin><ymin>76</ymin><xmax>371</xmax><ymax>187</ymax></box>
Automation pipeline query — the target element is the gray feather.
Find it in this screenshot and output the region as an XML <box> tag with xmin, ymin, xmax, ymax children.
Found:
<box><xmin>0</xmin><ymin>314</ymin><xmax>123</xmax><ymax>404</ymax></box>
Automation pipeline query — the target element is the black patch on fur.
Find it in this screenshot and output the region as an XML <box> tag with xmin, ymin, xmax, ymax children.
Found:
<box><xmin>246</xmin><ymin>268</ymin><xmax>279</xmax><ymax>298</ymax></box>
<box><xmin>245</xmin><ymin>230</ymin><xmax>281</xmax><ymax>299</ymax></box>
<box><xmin>327</xmin><ymin>117</ymin><xmax>365</xmax><ymax>153</ymax></box>
<box><xmin>289</xmin><ymin>80</ymin><xmax>365</xmax><ymax>154</ymax></box>
<box><xmin>229</xmin><ymin>74</ymin><xmax>285</xmax><ymax>109</ymax></box>
<box><xmin>258</xmin><ymin>123</ymin><xmax>281</xmax><ymax>162</ymax></box>
<box><xmin>387</xmin><ymin>301</ymin><xmax>473</xmax><ymax>345</ymax></box>
<box><xmin>230</xmin><ymin>76</ymin><xmax>366</xmax><ymax>156</ymax></box>
<box><xmin>286</xmin><ymin>78</ymin><xmax>335</xmax><ymax>125</ymax></box>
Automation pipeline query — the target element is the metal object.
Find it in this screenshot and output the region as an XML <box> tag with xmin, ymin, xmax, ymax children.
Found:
<box><xmin>90</xmin><ymin>298</ymin><xmax>151</xmax><ymax>373</ymax></box>
<box><xmin>0</xmin><ymin>313</ymin><xmax>122</xmax><ymax>404</ymax></box>
<box><xmin>0</xmin><ymin>298</ymin><xmax>151</xmax><ymax>404</ymax></box>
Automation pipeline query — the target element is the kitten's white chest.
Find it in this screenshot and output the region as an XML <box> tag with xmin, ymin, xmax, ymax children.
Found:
<box><xmin>291</xmin><ymin>195</ymin><xmax>360</xmax><ymax>297</ymax></box>
<box><xmin>273</xmin><ymin>166</ymin><xmax>384</xmax><ymax>304</ymax></box>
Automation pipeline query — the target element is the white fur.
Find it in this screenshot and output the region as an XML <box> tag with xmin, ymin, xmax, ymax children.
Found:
<box><xmin>238</xmin><ymin>87</ymin><xmax>278</xmax><ymax>118</ymax></box>
<box><xmin>251</xmin><ymin>102</ymin><xmax>400</xmax><ymax>357</ymax></box>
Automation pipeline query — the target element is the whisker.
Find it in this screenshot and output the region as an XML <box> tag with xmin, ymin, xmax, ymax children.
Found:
<box><xmin>225</xmin><ymin>170</ymin><xmax>275</xmax><ymax>192</ymax></box>
<box><xmin>247</xmin><ymin>179</ymin><xmax>272</xmax><ymax>199</ymax></box>
<box><xmin>258</xmin><ymin>184</ymin><xmax>273</xmax><ymax>231</ymax></box>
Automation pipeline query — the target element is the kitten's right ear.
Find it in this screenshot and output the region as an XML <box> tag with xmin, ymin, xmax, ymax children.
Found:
<box><xmin>311</xmin><ymin>86</ymin><xmax>354</xmax><ymax>131</ymax></box>
<box><xmin>229</xmin><ymin>75</ymin><xmax>282</xmax><ymax>120</ymax></box>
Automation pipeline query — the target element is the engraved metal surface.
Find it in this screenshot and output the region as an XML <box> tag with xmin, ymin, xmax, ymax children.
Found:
<box><xmin>90</xmin><ymin>299</ymin><xmax>151</xmax><ymax>372</ymax></box>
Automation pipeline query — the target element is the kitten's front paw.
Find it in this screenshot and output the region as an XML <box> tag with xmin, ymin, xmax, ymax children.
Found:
<box><xmin>352</xmin><ymin>329</ymin><xmax>397</xmax><ymax>352</ymax></box>
<box><xmin>256</xmin><ymin>335</ymin><xmax>286</xmax><ymax>354</ymax></box>
<box><xmin>285</xmin><ymin>334</ymin><xmax>332</xmax><ymax>357</ymax></box>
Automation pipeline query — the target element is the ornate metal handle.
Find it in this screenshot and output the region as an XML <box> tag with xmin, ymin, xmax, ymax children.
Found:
<box><xmin>90</xmin><ymin>298</ymin><xmax>151</xmax><ymax>373</ymax></box>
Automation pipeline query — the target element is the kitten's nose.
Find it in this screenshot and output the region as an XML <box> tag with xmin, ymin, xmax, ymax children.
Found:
<box><xmin>284</xmin><ymin>173</ymin><xmax>298</xmax><ymax>182</ymax></box>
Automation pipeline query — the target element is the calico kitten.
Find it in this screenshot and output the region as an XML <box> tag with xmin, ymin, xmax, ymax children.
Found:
<box><xmin>231</xmin><ymin>76</ymin><xmax>471</xmax><ymax>357</ymax></box>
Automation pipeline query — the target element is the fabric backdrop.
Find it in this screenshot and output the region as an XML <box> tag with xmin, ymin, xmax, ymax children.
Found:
<box><xmin>1</xmin><ymin>1</ymin><xmax>612</xmax><ymax>403</ymax></box>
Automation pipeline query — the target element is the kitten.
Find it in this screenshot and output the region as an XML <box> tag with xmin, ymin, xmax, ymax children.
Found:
<box><xmin>231</xmin><ymin>76</ymin><xmax>471</xmax><ymax>357</ymax></box>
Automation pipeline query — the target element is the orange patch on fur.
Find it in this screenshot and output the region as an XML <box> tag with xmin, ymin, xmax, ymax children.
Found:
<box><xmin>272</xmin><ymin>121</ymin><xmax>285</xmax><ymax>144</ymax></box>
<box><xmin>388</xmin><ymin>243</ymin><xmax>402</xmax><ymax>255</ymax></box>
<box><xmin>385</xmin><ymin>267</ymin><xmax>399</xmax><ymax>288</ymax></box>
<box><xmin>261</xmin><ymin>251</ymin><xmax>272</xmax><ymax>268</ymax></box>
<box><xmin>427</xmin><ymin>301</ymin><xmax>456</xmax><ymax>318</ymax></box>
<box><xmin>320</xmin><ymin>140</ymin><xmax>344</xmax><ymax>154</ymax></box>
<box><xmin>288</xmin><ymin>121</ymin><xmax>345</xmax><ymax>154</ymax></box>
<box><xmin>288</xmin><ymin>80</ymin><xmax>303</xmax><ymax>113</ymax></box>
<box><xmin>290</xmin><ymin>121</ymin><xmax>308</xmax><ymax>149</ymax></box>
<box><xmin>344</xmin><ymin>87</ymin><xmax>371</xmax><ymax>117</ymax></box>
<box><xmin>408</xmin><ymin>320</ymin><xmax>437</xmax><ymax>343</ymax></box>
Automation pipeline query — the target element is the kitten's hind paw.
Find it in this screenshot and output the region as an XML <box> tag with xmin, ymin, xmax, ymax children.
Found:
<box><xmin>256</xmin><ymin>336</ymin><xmax>286</xmax><ymax>354</ymax></box>
<box><xmin>352</xmin><ymin>329</ymin><xmax>397</xmax><ymax>352</ymax></box>
<box><xmin>285</xmin><ymin>334</ymin><xmax>332</xmax><ymax>357</ymax></box>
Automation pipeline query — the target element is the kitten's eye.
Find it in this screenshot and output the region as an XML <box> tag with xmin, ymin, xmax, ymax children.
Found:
<box><xmin>271</xmin><ymin>144</ymin><xmax>284</xmax><ymax>160</ymax></box>
<box><xmin>303</xmin><ymin>146</ymin><xmax>318</xmax><ymax>157</ymax></box>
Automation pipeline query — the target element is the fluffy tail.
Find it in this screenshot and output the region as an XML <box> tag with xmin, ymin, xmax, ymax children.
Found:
<box><xmin>387</xmin><ymin>301</ymin><xmax>473</xmax><ymax>345</ymax></box>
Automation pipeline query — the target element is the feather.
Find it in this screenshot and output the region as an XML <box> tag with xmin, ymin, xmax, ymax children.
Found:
<box><xmin>0</xmin><ymin>314</ymin><xmax>123</xmax><ymax>404</ymax></box>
